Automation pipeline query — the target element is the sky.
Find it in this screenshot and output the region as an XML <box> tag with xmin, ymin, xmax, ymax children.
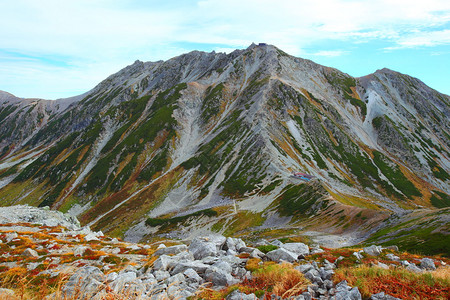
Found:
<box><xmin>1</xmin><ymin>0</ymin><xmax>449</xmax><ymax>99</ymax></box>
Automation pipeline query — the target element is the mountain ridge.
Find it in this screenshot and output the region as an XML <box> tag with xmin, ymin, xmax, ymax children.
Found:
<box><xmin>0</xmin><ymin>44</ymin><xmax>448</xmax><ymax>254</ymax></box>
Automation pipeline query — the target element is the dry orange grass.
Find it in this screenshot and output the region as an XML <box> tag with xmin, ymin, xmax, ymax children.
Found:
<box><xmin>252</xmin><ymin>263</ymin><xmax>309</xmax><ymax>298</ymax></box>
<box><xmin>334</xmin><ymin>265</ymin><xmax>450</xmax><ymax>299</ymax></box>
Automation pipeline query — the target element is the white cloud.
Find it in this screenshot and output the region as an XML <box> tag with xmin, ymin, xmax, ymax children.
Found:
<box><xmin>0</xmin><ymin>0</ymin><xmax>449</xmax><ymax>98</ymax></box>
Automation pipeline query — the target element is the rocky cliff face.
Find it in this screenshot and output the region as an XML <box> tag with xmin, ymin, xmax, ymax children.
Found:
<box><xmin>0</xmin><ymin>44</ymin><xmax>448</xmax><ymax>246</ymax></box>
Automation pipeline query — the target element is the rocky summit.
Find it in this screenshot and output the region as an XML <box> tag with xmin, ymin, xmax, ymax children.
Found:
<box><xmin>0</xmin><ymin>205</ymin><xmax>448</xmax><ymax>299</ymax></box>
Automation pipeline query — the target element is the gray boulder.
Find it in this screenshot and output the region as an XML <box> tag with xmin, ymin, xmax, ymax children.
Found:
<box><xmin>353</xmin><ymin>251</ymin><xmax>363</xmax><ymax>260</ymax></box>
<box><xmin>370</xmin><ymin>292</ymin><xmax>401</xmax><ymax>300</ymax></box>
<box><xmin>270</xmin><ymin>239</ymin><xmax>283</xmax><ymax>247</ymax></box>
<box><xmin>62</xmin><ymin>266</ymin><xmax>105</xmax><ymax>299</ymax></box>
<box><xmin>154</xmin><ymin>270</ymin><xmax>171</xmax><ymax>281</ymax></box>
<box><xmin>335</xmin><ymin>280</ymin><xmax>362</xmax><ymax>300</ymax></box>
<box><xmin>22</xmin><ymin>248</ymin><xmax>39</xmax><ymax>258</ymax></box>
<box><xmin>364</xmin><ymin>245</ymin><xmax>383</xmax><ymax>256</ymax></box>
<box><xmin>281</xmin><ymin>242</ymin><xmax>309</xmax><ymax>256</ymax></box>
<box><xmin>109</xmin><ymin>272</ymin><xmax>137</xmax><ymax>293</ymax></box>
<box><xmin>406</xmin><ymin>264</ymin><xmax>423</xmax><ymax>273</ymax></box>
<box><xmin>212</xmin><ymin>261</ymin><xmax>232</xmax><ymax>274</ymax></box>
<box><xmin>153</xmin><ymin>255</ymin><xmax>174</xmax><ymax>271</ymax></box>
<box><xmin>154</xmin><ymin>244</ymin><xmax>187</xmax><ymax>256</ymax></box>
<box><xmin>386</xmin><ymin>253</ymin><xmax>400</xmax><ymax>261</ymax></box>
<box><xmin>171</xmin><ymin>261</ymin><xmax>211</xmax><ymax>275</ymax></box>
<box><xmin>420</xmin><ymin>258</ymin><xmax>436</xmax><ymax>270</ymax></box>
<box><xmin>265</xmin><ymin>248</ymin><xmax>298</xmax><ymax>263</ymax></box>
<box><xmin>226</xmin><ymin>289</ymin><xmax>257</xmax><ymax>300</ymax></box>
<box><xmin>295</xmin><ymin>263</ymin><xmax>314</xmax><ymax>273</ymax></box>
<box><xmin>205</xmin><ymin>267</ymin><xmax>237</xmax><ymax>287</ymax></box>
<box><xmin>189</xmin><ymin>237</ymin><xmax>218</xmax><ymax>259</ymax></box>
<box><xmin>184</xmin><ymin>268</ymin><xmax>202</xmax><ymax>283</ymax></box>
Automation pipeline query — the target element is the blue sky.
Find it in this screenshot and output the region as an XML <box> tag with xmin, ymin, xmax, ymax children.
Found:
<box><xmin>1</xmin><ymin>0</ymin><xmax>449</xmax><ymax>99</ymax></box>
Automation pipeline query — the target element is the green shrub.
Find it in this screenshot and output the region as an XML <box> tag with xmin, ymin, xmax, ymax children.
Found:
<box><xmin>257</xmin><ymin>245</ymin><xmax>279</xmax><ymax>253</ymax></box>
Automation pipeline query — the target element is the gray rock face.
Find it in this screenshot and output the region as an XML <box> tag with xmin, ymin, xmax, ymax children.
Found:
<box><xmin>0</xmin><ymin>205</ymin><xmax>81</xmax><ymax>230</ymax></box>
<box><xmin>226</xmin><ymin>289</ymin><xmax>257</xmax><ymax>300</ymax></box>
<box><xmin>204</xmin><ymin>267</ymin><xmax>236</xmax><ymax>286</ymax></box>
<box><xmin>109</xmin><ymin>272</ymin><xmax>137</xmax><ymax>293</ymax></box>
<box><xmin>154</xmin><ymin>244</ymin><xmax>187</xmax><ymax>256</ymax></box>
<box><xmin>335</xmin><ymin>280</ymin><xmax>362</xmax><ymax>300</ymax></box>
<box><xmin>370</xmin><ymin>292</ymin><xmax>402</xmax><ymax>300</ymax></box>
<box><xmin>385</xmin><ymin>253</ymin><xmax>399</xmax><ymax>261</ymax></box>
<box><xmin>281</xmin><ymin>243</ymin><xmax>310</xmax><ymax>256</ymax></box>
<box><xmin>265</xmin><ymin>248</ymin><xmax>298</xmax><ymax>263</ymax></box>
<box><xmin>189</xmin><ymin>237</ymin><xmax>219</xmax><ymax>260</ymax></box>
<box><xmin>364</xmin><ymin>245</ymin><xmax>383</xmax><ymax>256</ymax></box>
<box><xmin>406</xmin><ymin>264</ymin><xmax>423</xmax><ymax>273</ymax></box>
<box><xmin>171</xmin><ymin>261</ymin><xmax>211</xmax><ymax>275</ymax></box>
<box><xmin>62</xmin><ymin>266</ymin><xmax>105</xmax><ymax>299</ymax></box>
<box><xmin>420</xmin><ymin>258</ymin><xmax>436</xmax><ymax>270</ymax></box>
<box><xmin>22</xmin><ymin>248</ymin><xmax>39</xmax><ymax>258</ymax></box>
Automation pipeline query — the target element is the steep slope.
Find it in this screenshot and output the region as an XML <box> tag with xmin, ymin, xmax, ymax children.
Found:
<box><xmin>0</xmin><ymin>44</ymin><xmax>448</xmax><ymax>248</ymax></box>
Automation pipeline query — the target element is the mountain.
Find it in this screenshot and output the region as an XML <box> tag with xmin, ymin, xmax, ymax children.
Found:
<box><xmin>0</xmin><ymin>43</ymin><xmax>448</xmax><ymax>253</ymax></box>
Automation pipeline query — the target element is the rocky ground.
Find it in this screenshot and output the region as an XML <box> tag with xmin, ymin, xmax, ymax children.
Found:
<box><xmin>0</xmin><ymin>206</ymin><xmax>448</xmax><ymax>299</ymax></box>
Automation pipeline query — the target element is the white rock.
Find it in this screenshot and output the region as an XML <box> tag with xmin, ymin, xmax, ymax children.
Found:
<box><xmin>22</xmin><ymin>248</ymin><xmax>39</xmax><ymax>258</ymax></box>
<box><xmin>84</xmin><ymin>232</ymin><xmax>99</xmax><ymax>242</ymax></box>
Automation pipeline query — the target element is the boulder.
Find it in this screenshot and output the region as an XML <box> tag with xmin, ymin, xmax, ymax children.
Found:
<box><xmin>153</xmin><ymin>255</ymin><xmax>174</xmax><ymax>271</ymax></box>
<box><xmin>370</xmin><ymin>292</ymin><xmax>401</xmax><ymax>300</ymax></box>
<box><xmin>166</xmin><ymin>273</ymin><xmax>185</xmax><ymax>285</ymax></box>
<box><xmin>353</xmin><ymin>251</ymin><xmax>363</xmax><ymax>260</ymax></box>
<box><xmin>250</xmin><ymin>248</ymin><xmax>265</xmax><ymax>258</ymax></box>
<box><xmin>109</xmin><ymin>272</ymin><xmax>137</xmax><ymax>293</ymax></box>
<box><xmin>183</xmin><ymin>268</ymin><xmax>202</xmax><ymax>283</ymax></box>
<box><xmin>73</xmin><ymin>246</ymin><xmax>88</xmax><ymax>257</ymax></box>
<box><xmin>22</xmin><ymin>248</ymin><xmax>39</xmax><ymax>258</ymax></box>
<box><xmin>212</xmin><ymin>261</ymin><xmax>232</xmax><ymax>274</ymax></box>
<box><xmin>385</xmin><ymin>253</ymin><xmax>399</xmax><ymax>261</ymax></box>
<box><xmin>84</xmin><ymin>233</ymin><xmax>99</xmax><ymax>242</ymax></box>
<box><xmin>420</xmin><ymin>258</ymin><xmax>436</xmax><ymax>270</ymax></box>
<box><xmin>406</xmin><ymin>264</ymin><xmax>423</xmax><ymax>273</ymax></box>
<box><xmin>377</xmin><ymin>262</ymin><xmax>389</xmax><ymax>270</ymax></box>
<box><xmin>270</xmin><ymin>239</ymin><xmax>283</xmax><ymax>247</ymax></box>
<box><xmin>296</xmin><ymin>263</ymin><xmax>314</xmax><ymax>273</ymax></box>
<box><xmin>154</xmin><ymin>244</ymin><xmax>187</xmax><ymax>256</ymax></box>
<box><xmin>281</xmin><ymin>243</ymin><xmax>309</xmax><ymax>256</ymax></box>
<box><xmin>226</xmin><ymin>289</ymin><xmax>257</xmax><ymax>300</ymax></box>
<box><xmin>62</xmin><ymin>266</ymin><xmax>105</xmax><ymax>299</ymax></box>
<box><xmin>154</xmin><ymin>270</ymin><xmax>171</xmax><ymax>281</ymax></box>
<box><xmin>171</xmin><ymin>261</ymin><xmax>211</xmax><ymax>275</ymax></box>
<box><xmin>335</xmin><ymin>280</ymin><xmax>362</xmax><ymax>300</ymax></box>
<box><xmin>363</xmin><ymin>245</ymin><xmax>383</xmax><ymax>256</ymax></box>
<box><xmin>265</xmin><ymin>248</ymin><xmax>298</xmax><ymax>263</ymax></box>
<box><xmin>189</xmin><ymin>238</ymin><xmax>218</xmax><ymax>260</ymax></box>
<box><xmin>205</xmin><ymin>267</ymin><xmax>237</xmax><ymax>287</ymax></box>
<box><xmin>5</xmin><ymin>232</ymin><xmax>18</xmax><ymax>242</ymax></box>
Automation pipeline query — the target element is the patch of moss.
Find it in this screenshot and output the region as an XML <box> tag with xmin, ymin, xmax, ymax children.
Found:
<box><xmin>256</xmin><ymin>245</ymin><xmax>279</xmax><ymax>253</ymax></box>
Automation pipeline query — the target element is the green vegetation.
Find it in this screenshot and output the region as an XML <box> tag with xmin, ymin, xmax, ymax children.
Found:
<box><xmin>427</xmin><ymin>159</ymin><xmax>450</xmax><ymax>181</ymax></box>
<box><xmin>256</xmin><ymin>245</ymin><xmax>279</xmax><ymax>253</ymax></box>
<box><xmin>364</xmin><ymin>213</ymin><xmax>450</xmax><ymax>257</ymax></box>
<box><xmin>145</xmin><ymin>209</ymin><xmax>218</xmax><ymax>228</ymax></box>
<box><xmin>83</xmin><ymin>83</ymin><xmax>186</xmax><ymax>193</ymax></box>
<box><xmin>277</xmin><ymin>183</ymin><xmax>327</xmax><ymax>216</ymax></box>
<box><xmin>372</xmin><ymin>151</ymin><xmax>421</xmax><ymax>198</ymax></box>
<box><xmin>430</xmin><ymin>190</ymin><xmax>450</xmax><ymax>208</ymax></box>
<box><xmin>201</xmin><ymin>83</ymin><xmax>224</xmax><ymax>122</ymax></box>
